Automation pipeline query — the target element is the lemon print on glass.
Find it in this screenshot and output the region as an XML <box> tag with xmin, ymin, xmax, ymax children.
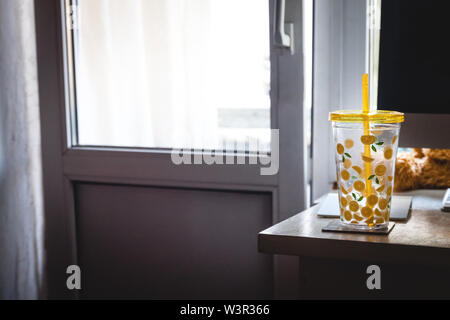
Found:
<box><xmin>387</xmin><ymin>186</ymin><xmax>392</xmax><ymax>196</ymax></box>
<box><xmin>375</xmin><ymin>164</ymin><xmax>387</xmax><ymax>176</ymax></box>
<box><xmin>343</xmin><ymin>158</ymin><xmax>352</xmax><ymax>169</ymax></box>
<box><xmin>361</xmin><ymin>154</ymin><xmax>374</xmax><ymax>163</ymax></box>
<box><xmin>352</xmin><ymin>165</ymin><xmax>363</xmax><ymax>177</ymax></box>
<box><xmin>371</xmin><ymin>130</ymin><xmax>383</xmax><ymax>136</ymax></box>
<box><xmin>353</xmin><ymin>180</ymin><xmax>365</xmax><ymax>192</ymax></box>
<box><xmin>367</xmin><ymin>194</ymin><xmax>378</xmax><ymax>207</ymax></box>
<box><xmin>345</xmin><ymin>139</ymin><xmax>354</xmax><ymax>149</ymax></box>
<box><xmin>378</xmin><ymin>198</ymin><xmax>388</xmax><ymax>210</ymax></box>
<box><xmin>365</xmin><ymin>216</ymin><xmax>374</xmax><ymax>226</ymax></box>
<box><xmin>349</xmin><ymin>201</ymin><xmax>359</xmax><ymax>212</ymax></box>
<box><xmin>392</xmin><ymin>135</ymin><xmax>398</xmax><ymax>144</ymax></box>
<box><xmin>341</xmin><ymin>170</ymin><xmax>350</xmax><ymax>181</ymax></box>
<box><xmin>337</xmin><ymin>143</ymin><xmax>345</xmax><ymax>155</ymax></box>
<box><xmin>344</xmin><ymin>210</ymin><xmax>352</xmax><ymax>221</ymax></box>
<box><xmin>384</xmin><ymin>147</ymin><xmax>393</xmax><ymax>160</ymax></box>
<box><xmin>361</xmin><ymin>135</ymin><xmax>376</xmax><ymax>145</ymax></box>
<box><xmin>361</xmin><ymin>206</ymin><xmax>373</xmax><ymax>218</ymax></box>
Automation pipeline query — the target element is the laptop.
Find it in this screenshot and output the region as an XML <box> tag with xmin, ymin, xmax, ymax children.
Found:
<box><xmin>317</xmin><ymin>192</ymin><xmax>412</xmax><ymax>221</ymax></box>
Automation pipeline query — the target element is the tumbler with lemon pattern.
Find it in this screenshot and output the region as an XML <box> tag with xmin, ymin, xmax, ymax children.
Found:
<box><xmin>330</xmin><ymin>110</ymin><xmax>404</xmax><ymax>229</ymax></box>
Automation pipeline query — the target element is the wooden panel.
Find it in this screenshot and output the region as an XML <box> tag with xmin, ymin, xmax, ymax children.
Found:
<box><xmin>75</xmin><ymin>183</ymin><xmax>273</xmax><ymax>299</ymax></box>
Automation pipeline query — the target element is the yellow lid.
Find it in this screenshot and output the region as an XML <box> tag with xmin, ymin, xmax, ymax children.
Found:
<box><xmin>329</xmin><ymin>110</ymin><xmax>404</xmax><ymax>124</ymax></box>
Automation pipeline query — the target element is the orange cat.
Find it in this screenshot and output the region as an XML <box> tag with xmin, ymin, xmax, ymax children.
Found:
<box><xmin>394</xmin><ymin>148</ymin><xmax>450</xmax><ymax>192</ymax></box>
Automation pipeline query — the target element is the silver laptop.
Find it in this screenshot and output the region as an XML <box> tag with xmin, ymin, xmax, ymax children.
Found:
<box><xmin>317</xmin><ymin>192</ymin><xmax>412</xmax><ymax>221</ymax></box>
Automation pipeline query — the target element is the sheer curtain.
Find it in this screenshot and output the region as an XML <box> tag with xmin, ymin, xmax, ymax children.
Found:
<box><xmin>75</xmin><ymin>0</ymin><xmax>271</xmax><ymax>150</ymax></box>
<box><xmin>0</xmin><ymin>0</ymin><xmax>44</xmax><ymax>299</ymax></box>
<box><xmin>77</xmin><ymin>0</ymin><xmax>216</xmax><ymax>149</ymax></box>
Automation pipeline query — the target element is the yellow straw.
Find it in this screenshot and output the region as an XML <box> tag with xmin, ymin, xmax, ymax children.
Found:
<box><xmin>362</xmin><ymin>74</ymin><xmax>372</xmax><ymax>198</ymax></box>
<box><xmin>362</xmin><ymin>74</ymin><xmax>369</xmax><ymax>113</ymax></box>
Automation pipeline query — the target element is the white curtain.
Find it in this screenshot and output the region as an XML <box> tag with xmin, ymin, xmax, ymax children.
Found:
<box><xmin>75</xmin><ymin>0</ymin><xmax>270</xmax><ymax>150</ymax></box>
<box><xmin>77</xmin><ymin>0</ymin><xmax>217</xmax><ymax>149</ymax></box>
<box><xmin>0</xmin><ymin>0</ymin><xmax>44</xmax><ymax>299</ymax></box>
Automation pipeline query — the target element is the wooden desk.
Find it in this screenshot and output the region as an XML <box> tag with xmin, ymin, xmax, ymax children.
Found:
<box><xmin>259</xmin><ymin>190</ymin><xmax>450</xmax><ymax>299</ymax></box>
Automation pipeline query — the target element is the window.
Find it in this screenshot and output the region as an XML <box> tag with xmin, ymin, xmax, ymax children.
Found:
<box><xmin>312</xmin><ymin>0</ymin><xmax>371</xmax><ymax>200</ymax></box>
<box><xmin>65</xmin><ymin>0</ymin><xmax>271</xmax><ymax>152</ymax></box>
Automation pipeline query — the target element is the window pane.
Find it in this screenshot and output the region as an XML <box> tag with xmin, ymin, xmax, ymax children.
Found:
<box><xmin>68</xmin><ymin>0</ymin><xmax>271</xmax><ymax>151</ymax></box>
